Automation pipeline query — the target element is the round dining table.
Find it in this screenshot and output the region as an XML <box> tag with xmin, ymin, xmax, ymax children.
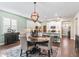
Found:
<box><xmin>28</xmin><ymin>36</ymin><xmax>53</xmax><ymax>57</ymax></box>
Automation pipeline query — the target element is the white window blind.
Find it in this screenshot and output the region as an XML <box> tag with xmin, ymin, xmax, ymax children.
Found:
<box><xmin>12</xmin><ymin>19</ymin><xmax>17</xmax><ymax>31</ymax></box>
<box><xmin>3</xmin><ymin>18</ymin><xmax>17</xmax><ymax>33</ymax></box>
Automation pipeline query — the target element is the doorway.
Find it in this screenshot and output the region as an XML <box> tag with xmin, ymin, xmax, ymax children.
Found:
<box><xmin>62</xmin><ymin>21</ymin><xmax>71</xmax><ymax>39</ymax></box>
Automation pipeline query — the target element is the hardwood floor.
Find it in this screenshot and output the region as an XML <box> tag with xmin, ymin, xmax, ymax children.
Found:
<box><xmin>0</xmin><ymin>37</ymin><xmax>78</xmax><ymax>57</ymax></box>
<box><xmin>60</xmin><ymin>37</ymin><xmax>76</xmax><ymax>57</ymax></box>
<box><xmin>0</xmin><ymin>41</ymin><xmax>20</xmax><ymax>50</ymax></box>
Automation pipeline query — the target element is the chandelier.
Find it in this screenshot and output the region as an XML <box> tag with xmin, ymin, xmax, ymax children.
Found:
<box><xmin>31</xmin><ymin>2</ymin><xmax>39</xmax><ymax>22</ymax></box>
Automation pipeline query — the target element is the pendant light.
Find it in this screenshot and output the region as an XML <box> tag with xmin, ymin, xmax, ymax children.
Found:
<box><xmin>31</xmin><ymin>2</ymin><xmax>39</xmax><ymax>22</ymax></box>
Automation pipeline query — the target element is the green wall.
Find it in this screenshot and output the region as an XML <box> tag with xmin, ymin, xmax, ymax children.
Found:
<box><xmin>0</xmin><ymin>10</ymin><xmax>28</xmax><ymax>45</ymax></box>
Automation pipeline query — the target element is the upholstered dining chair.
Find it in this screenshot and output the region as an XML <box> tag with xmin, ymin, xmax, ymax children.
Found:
<box><xmin>38</xmin><ymin>36</ymin><xmax>53</xmax><ymax>57</ymax></box>
<box><xmin>19</xmin><ymin>32</ymin><xmax>33</xmax><ymax>57</ymax></box>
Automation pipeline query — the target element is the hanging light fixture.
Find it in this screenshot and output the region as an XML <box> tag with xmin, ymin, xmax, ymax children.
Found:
<box><xmin>31</xmin><ymin>2</ymin><xmax>39</xmax><ymax>22</ymax></box>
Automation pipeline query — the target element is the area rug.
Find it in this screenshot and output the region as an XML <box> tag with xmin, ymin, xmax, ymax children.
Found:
<box><xmin>1</xmin><ymin>45</ymin><xmax>59</xmax><ymax>57</ymax></box>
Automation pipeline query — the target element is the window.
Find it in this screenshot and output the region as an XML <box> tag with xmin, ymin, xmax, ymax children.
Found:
<box><xmin>3</xmin><ymin>18</ymin><xmax>17</xmax><ymax>33</ymax></box>
<box><xmin>12</xmin><ymin>19</ymin><xmax>17</xmax><ymax>31</ymax></box>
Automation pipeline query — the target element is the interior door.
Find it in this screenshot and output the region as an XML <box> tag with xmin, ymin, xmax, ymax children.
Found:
<box><xmin>62</xmin><ymin>21</ymin><xmax>71</xmax><ymax>38</ymax></box>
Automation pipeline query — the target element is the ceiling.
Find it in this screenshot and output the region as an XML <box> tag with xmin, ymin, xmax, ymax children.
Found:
<box><xmin>0</xmin><ymin>2</ymin><xmax>79</xmax><ymax>22</ymax></box>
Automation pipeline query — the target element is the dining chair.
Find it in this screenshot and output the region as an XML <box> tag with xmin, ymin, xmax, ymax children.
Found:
<box><xmin>38</xmin><ymin>36</ymin><xmax>53</xmax><ymax>57</ymax></box>
<box><xmin>19</xmin><ymin>32</ymin><xmax>33</xmax><ymax>57</ymax></box>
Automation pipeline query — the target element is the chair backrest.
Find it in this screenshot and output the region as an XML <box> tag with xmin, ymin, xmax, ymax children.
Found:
<box><xmin>19</xmin><ymin>32</ymin><xmax>27</xmax><ymax>51</ymax></box>
<box><xmin>26</xmin><ymin>32</ymin><xmax>31</xmax><ymax>41</ymax></box>
<box><xmin>38</xmin><ymin>32</ymin><xmax>42</xmax><ymax>36</ymax></box>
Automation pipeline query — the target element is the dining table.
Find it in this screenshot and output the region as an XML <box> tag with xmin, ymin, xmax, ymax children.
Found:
<box><xmin>28</xmin><ymin>36</ymin><xmax>53</xmax><ymax>57</ymax></box>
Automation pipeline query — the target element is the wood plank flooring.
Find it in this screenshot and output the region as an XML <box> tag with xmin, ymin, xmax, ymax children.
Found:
<box><xmin>60</xmin><ymin>38</ymin><xmax>76</xmax><ymax>57</ymax></box>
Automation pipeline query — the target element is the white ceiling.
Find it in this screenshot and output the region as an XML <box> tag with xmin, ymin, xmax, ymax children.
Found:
<box><xmin>0</xmin><ymin>2</ymin><xmax>79</xmax><ymax>22</ymax></box>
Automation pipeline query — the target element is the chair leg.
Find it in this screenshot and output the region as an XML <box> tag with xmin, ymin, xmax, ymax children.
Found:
<box><xmin>51</xmin><ymin>49</ymin><xmax>53</xmax><ymax>53</ymax></box>
<box><xmin>48</xmin><ymin>50</ymin><xmax>50</xmax><ymax>57</ymax></box>
<box><xmin>26</xmin><ymin>51</ymin><xmax>28</xmax><ymax>57</ymax></box>
<box><xmin>20</xmin><ymin>49</ymin><xmax>22</xmax><ymax>56</ymax></box>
